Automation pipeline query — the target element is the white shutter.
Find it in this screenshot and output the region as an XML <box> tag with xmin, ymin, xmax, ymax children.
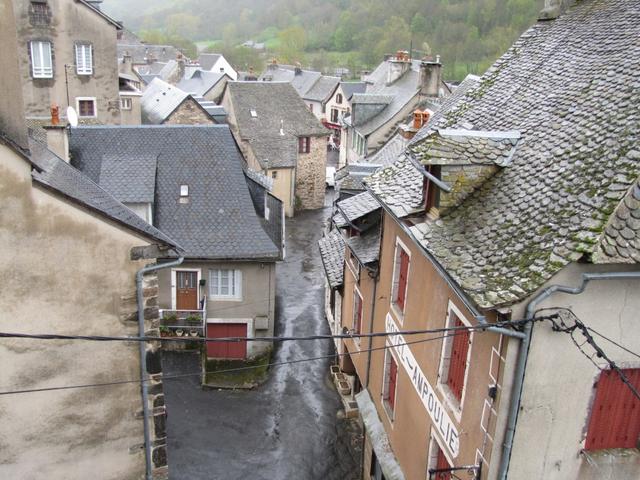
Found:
<box><xmin>234</xmin><ymin>270</ymin><xmax>242</xmax><ymax>299</ymax></box>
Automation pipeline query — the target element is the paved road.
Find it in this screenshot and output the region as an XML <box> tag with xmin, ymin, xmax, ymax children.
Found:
<box><xmin>163</xmin><ymin>198</ymin><xmax>360</xmax><ymax>480</ymax></box>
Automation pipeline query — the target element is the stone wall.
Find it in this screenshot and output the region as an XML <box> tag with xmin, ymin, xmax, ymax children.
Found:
<box><xmin>165</xmin><ymin>98</ymin><xmax>215</xmax><ymax>125</ymax></box>
<box><xmin>295</xmin><ymin>135</ymin><xmax>327</xmax><ymax>211</ymax></box>
<box><xmin>439</xmin><ymin>164</ymin><xmax>497</xmax><ymax>214</ymax></box>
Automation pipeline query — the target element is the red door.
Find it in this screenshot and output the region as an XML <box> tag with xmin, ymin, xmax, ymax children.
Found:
<box><xmin>176</xmin><ymin>271</ymin><xmax>198</xmax><ymax>310</ymax></box>
<box><xmin>206</xmin><ymin>323</ymin><xmax>247</xmax><ymax>359</ymax></box>
<box><xmin>435</xmin><ymin>449</ymin><xmax>452</xmax><ymax>480</ymax></box>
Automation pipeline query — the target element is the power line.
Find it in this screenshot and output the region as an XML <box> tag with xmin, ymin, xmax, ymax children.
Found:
<box><xmin>0</xmin><ymin>317</ymin><xmax>544</xmax><ymax>345</ymax></box>
<box><xmin>585</xmin><ymin>326</ymin><xmax>640</xmax><ymax>359</ymax></box>
<box><xmin>0</xmin><ymin>332</ymin><xmax>456</xmax><ymax>396</ymax></box>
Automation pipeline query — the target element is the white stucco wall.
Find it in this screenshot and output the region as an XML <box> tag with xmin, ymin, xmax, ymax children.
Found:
<box><xmin>499</xmin><ymin>263</ymin><xmax>640</xmax><ymax>480</ymax></box>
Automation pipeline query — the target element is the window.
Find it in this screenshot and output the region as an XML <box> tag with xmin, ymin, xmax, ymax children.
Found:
<box><xmin>423</xmin><ymin>166</ymin><xmax>442</xmax><ymax>213</ymax></box>
<box><xmin>30</xmin><ymin>41</ymin><xmax>53</xmax><ymax>78</ymax></box>
<box><xmin>382</xmin><ymin>348</ymin><xmax>398</xmax><ymax>416</ymax></box>
<box><xmin>250</xmin><ymin>109</ymin><xmax>257</xmax><ymax>118</ymax></box>
<box><xmin>438</xmin><ymin>304</ymin><xmax>472</xmax><ymax>408</ymax></box>
<box><xmin>77</xmin><ymin>98</ymin><xmax>96</xmax><ymax>117</ymax></box>
<box><xmin>352</xmin><ymin>290</ymin><xmax>362</xmax><ymax>335</ymax></box>
<box><xmin>391</xmin><ymin>241</ymin><xmax>410</xmax><ymax>315</ymax></box>
<box><xmin>336</xmin><ymin>93</ymin><xmax>343</xmax><ymax>104</ymax></box>
<box><xmin>308</xmin><ymin>103</ymin><xmax>314</xmax><ymax>112</ymax></box>
<box><xmin>271</xmin><ymin>170</ymin><xmax>278</xmax><ymax>179</ymax></box>
<box><xmin>219</xmin><ymin>67</ymin><xmax>224</xmax><ymax>73</ymax></box>
<box><xmin>370</xmin><ymin>450</ymin><xmax>387</xmax><ymax>480</ymax></box>
<box><xmin>209</xmin><ymin>269</ymin><xmax>242</xmax><ymax>300</ymax></box>
<box><xmin>180</xmin><ymin>185</ymin><xmax>189</xmax><ymax>197</ymax></box>
<box><xmin>75</xmin><ymin>43</ymin><xmax>92</xmax><ymax>75</ymax></box>
<box><xmin>434</xmin><ymin>448</ymin><xmax>452</xmax><ymax>480</ymax></box>
<box><xmin>298</xmin><ymin>136</ymin><xmax>311</xmax><ymax>154</ymax></box>
<box><xmin>331</xmin><ymin>108</ymin><xmax>339</xmax><ymax>124</ymax></box>
<box><xmin>585</xmin><ymin>368</ymin><xmax>640</xmax><ymax>450</ymax></box>
<box><xmin>120</xmin><ymin>97</ymin><xmax>132</xmax><ymax>110</ymax></box>
<box><xmin>352</xmin><ymin>131</ymin><xmax>366</xmax><ymax>156</ymax></box>
<box><xmin>29</xmin><ymin>1</ymin><xmax>51</xmax><ymax>26</ymax></box>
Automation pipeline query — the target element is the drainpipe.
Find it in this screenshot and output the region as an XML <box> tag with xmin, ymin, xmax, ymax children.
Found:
<box><xmin>363</xmin><ymin>269</ymin><xmax>379</xmax><ymax>388</ymax></box>
<box><xmin>497</xmin><ymin>271</ymin><xmax>640</xmax><ymax>480</ymax></box>
<box><xmin>136</xmin><ymin>256</ymin><xmax>184</xmax><ymax>480</ymax></box>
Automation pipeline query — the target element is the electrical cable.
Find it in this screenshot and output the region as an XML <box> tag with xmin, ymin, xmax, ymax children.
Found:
<box><xmin>585</xmin><ymin>326</ymin><xmax>640</xmax><ymax>359</ymax></box>
<box><xmin>0</xmin><ymin>331</ymin><xmax>457</xmax><ymax>396</ymax></box>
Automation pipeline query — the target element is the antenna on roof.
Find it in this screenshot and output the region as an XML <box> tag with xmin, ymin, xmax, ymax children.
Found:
<box><xmin>66</xmin><ymin>106</ymin><xmax>78</xmax><ymax>127</ymax></box>
<box><xmin>279</xmin><ymin>120</ymin><xmax>284</xmax><ymax>136</ymax></box>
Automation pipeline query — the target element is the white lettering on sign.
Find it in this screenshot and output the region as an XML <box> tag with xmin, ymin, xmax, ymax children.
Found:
<box><xmin>385</xmin><ymin>313</ymin><xmax>460</xmax><ymax>458</ymax></box>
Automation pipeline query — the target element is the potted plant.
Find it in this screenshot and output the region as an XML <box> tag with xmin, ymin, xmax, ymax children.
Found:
<box><xmin>175</xmin><ymin>328</ymin><xmax>184</xmax><ymax>337</ymax></box>
<box><xmin>186</xmin><ymin>314</ymin><xmax>202</xmax><ymax>326</ymax></box>
<box><xmin>189</xmin><ymin>329</ymin><xmax>199</xmax><ymax>337</ymax></box>
<box><xmin>163</xmin><ymin>313</ymin><xmax>178</xmax><ymax>325</ymax></box>
<box><xmin>159</xmin><ymin>326</ymin><xmax>170</xmax><ymax>337</ymax></box>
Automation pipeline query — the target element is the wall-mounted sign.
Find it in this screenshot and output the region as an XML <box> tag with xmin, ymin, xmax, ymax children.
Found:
<box><xmin>386</xmin><ymin>313</ymin><xmax>460</xmax><ymax>458</ymax></box>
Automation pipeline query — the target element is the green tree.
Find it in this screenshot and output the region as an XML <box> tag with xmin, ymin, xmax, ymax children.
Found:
<box><xmin>277</xmin><ymin>26</ymin><xmax>307</xmax><ymax>63</ymax></box>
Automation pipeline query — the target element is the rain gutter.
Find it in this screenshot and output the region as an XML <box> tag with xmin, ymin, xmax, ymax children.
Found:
<box><xmin>136</xmin><ymin>256</ymin><xmax>184</xmax><ymax>480</ymax></box>
<box><xmin>498</xmin><ymin>271</ymin><xmax>640</xmax><ymax>480</ymax></box>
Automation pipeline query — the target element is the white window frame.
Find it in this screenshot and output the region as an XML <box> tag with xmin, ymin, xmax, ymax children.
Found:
<box><xmin>30</xmin><ymin>40</ymin><xmax>53</xmax><ymax>78</ymax></box>
<box><xmin>389</xmin><ymin>237</ymin><xmax>411</xmax><ymax>324</ymax></box>
<box><xmin>351</xmin><ymin>285</ymin><xmax>363</xmax><ymax>349</ymax></box>
<box><xmin>170</xmin><ymin>268</ymin><xmax>201</xmax><ymax>311</ymax></box>
<box><xmin>381</xmin><ymin>344</ymin><xmax>398</xmax><ymax>424</ymax></box>
<box><xmin>120</xmin><ymin>97</ymin><xmax>132</xmax><ymax>110</ymax></box>
<box><xmin>427</xmin><ymin>430</ymin><xmax>454</xmax><ymax>476</ymax></box>
<box><xmin>76</xmin><ymin>97</ymin><xmax>97</xmax><ymax>118</ymax></box>
<box><xmin>437</xmin><ymin>300</ymin><xmax>474</xmax><ymax>421</ymax></box>
<box><xmin>209</xmin><ymin>269</ymin><xmax>243</xmax><ymax>301</ymax></box>
<box><xmin>75</xmin><ymin>43</ymin><xmax>93</xmax><ymax>75</ymax></box>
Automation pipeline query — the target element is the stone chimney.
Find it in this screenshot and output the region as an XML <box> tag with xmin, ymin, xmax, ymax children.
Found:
<box><xmin>294</xmin><ymin>62</ymin><xmax>303</xmax><ymax>76</ymax></box>
<box><xmin>420</xmin><ymin>56</ymin><xmax>442</xmax><ymax>97</ymax></box>
<box><xmin>386</xmin><ymin>50</ymin><xmax>411</xmax><ymax>85</ymax></box>
<box><xmin>44</xmin><ymin>106</ymin><xmax>69</xmax><ymax>162</ymax></box>
<box><xmin>120</xmin><ymin>51</ymin><xmax>134</xmax><ymax>75</ymax></box>
<box><xmin>539</xmin><ymin>0</ymin><xmax>576</xmax><ymax>20</ymax></box>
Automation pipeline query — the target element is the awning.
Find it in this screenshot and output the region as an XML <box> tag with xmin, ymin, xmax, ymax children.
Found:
<box><xmin>355</xmin><ymin>390</ymin><xmax>406</xmax><ymax>480</ymax></box>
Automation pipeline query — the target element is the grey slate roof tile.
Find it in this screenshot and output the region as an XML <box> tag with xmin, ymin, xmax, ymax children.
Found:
<box><xmin>226</xmin><ymin>82</ymin><xmax>328</xmax><ymax>169</ymax></box>
<box><xmin>304</xmin><ymin>75</ymin><xmax>341</xmax><ymax>102</ymax></box>
<box><xmin>177</xmin><ymin>70</ymin><xmax>227</xmax><ymax>97</ymax></box>
<box><xmin>141</xmin><ymin>78</ymin><xmax>190</xmax><ymax>124</ymax></box>
<box><xmin>29</xmin><ymin>140</ymin><xmax>179</xmax><ymax>249</ymax></box>
<box><xmin>340</xmin><ymin>82</ymin><xmax>367</xmax><ymax>100</ymax></box>
<box><xmin>336</xmin><ymin>192</ymin><xmax>381</xmax><ymax>224</ymax></box>
<box><xmin>369</xmin><ymin>0</ymin><xmax>640</xmax><ymax>309</ymax></box>
<box><xmin>99</xmin><ymin>154</ymin><xmax>157</xmax><ymax>203</ymax></box>
<box><xmin>318</xmin><ymin>229</ymin><xmax>346</xmax><ymax>289</ymax></box>
<box><xmin>348</xmin><ymin>227</ymin><xmax>381</xmax><ymax>266</ymax></box>
<box><xmin>118</xmin><ymin>44</ymin><xmax>180</xmax><ymax>64</ymax></box>
<box><xmin>70</xmin><ymin>125</ymin><xmax>280</xmax><ymax>260</ymax></box>
<box><xmin>198</xmin><ymin>54</ymin><xmax>221</xmax><ymax>71</ymax></box>
<box><xmin>335</xmin><ymin>163</ymin><xmax>381</xmax><ymax>193</ymax></box>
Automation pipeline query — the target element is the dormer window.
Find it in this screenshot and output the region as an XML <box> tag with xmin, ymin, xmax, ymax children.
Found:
<box><xmin>423</xmin><ymin>166</ymin><xmax>441</xmax><ymax>214</ymax></box>
<box><xmin>250</xmin><ymin>109</ymin><xmax>257</xmax><ymax>118</ymax></box>
<box><xmin>180</xmin><ymin>185</ymin><xmax>189</xmax><ymax>197</ymax></box>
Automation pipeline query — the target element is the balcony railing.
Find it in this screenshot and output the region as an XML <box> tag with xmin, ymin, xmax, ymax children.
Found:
<box><xmin>159</xmin><ymin>296</ymin><xmax>207</xmax><ymax>337</ymax></box>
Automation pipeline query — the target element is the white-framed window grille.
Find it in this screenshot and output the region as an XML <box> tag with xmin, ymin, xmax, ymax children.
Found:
<box><xmin>75</xmin><ymin>43</ymin><xmax>93</xmax><ymax>75</ymax></box>
<box><xmin>209</xmin><ymin>269</ymin><xmax>242</xmax><ymax>300</ymax></box>
<box><xmin>76</xmin><ymin>97</ymin><xmax>97</xmax><ymax>118</ymax></box>
<box><xmin>30</xmin><ymin>41</ymin><xmax>53</xmax><ymax>78</ymax></box>
<box><xmin>120</xmin><ymin>97</ymin><xmax>132</xmax><ymax>110</ymax></box>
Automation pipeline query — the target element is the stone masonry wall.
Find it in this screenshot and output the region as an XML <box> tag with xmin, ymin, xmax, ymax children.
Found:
<box><xmin>165</xmin><ymin>98</ymin><xmax>215</xmax><ymax>125</ymax></box>
<box><xmin>119</xmin><ymin>272</ymin><xmax>168</xmax><ymax>479</ymax></box>
<box><xmin>295</xmin><ymin>136</ymin><xmax>327</xmax><ymax>211</ymax></box>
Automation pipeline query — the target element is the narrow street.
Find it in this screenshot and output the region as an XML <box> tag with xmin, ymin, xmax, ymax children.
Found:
<box><xmin>162</xmin><ymin>195</ymin><xmax>361</xmax><ymax>480</ymax></box>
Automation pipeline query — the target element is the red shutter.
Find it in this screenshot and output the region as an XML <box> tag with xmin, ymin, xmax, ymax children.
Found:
<box><xmin>396</xmin><ymin>249</ymin><xmax>409</xmax><ymax>311</ymax></box>
<box><xmin>298</xmin><ymin>137</ymin><xmax>304</xmax><ymax>153</ymax></box>
<box><xmin>435</xmin><ymin>448</ymin><xmax>452</xmax><ymax>480</ymax></box>
<box><xmin>585</xmin><ymin>368</ymin><xmax>640</xmax><ymax>450</ymax></box>
<box><xmin>447</xmin><ymin>315</ymin><xmax>470</xmax><ymax>402</ymax></box>
<box><xmin>388</xmin><ymin>356</ymin><xmax>397</xmax><ymax>411</ymax></box>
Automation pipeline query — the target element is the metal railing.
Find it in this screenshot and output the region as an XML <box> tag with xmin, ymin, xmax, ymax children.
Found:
<box><xmin>159</xmin><ymin>296</ymin><xmax>207</xmax><ymax>336</ymax></box>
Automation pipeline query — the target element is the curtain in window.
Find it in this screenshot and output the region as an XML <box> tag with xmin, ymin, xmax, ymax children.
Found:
<box><xmin>31</xmin><ymin>41</ymin><xmax>52</xmax><ymax>78</ymax></box>
<box><xmin>75</xmin><ymin>44</ymin><xmax>92</xmax><ymax>75</ymax></box>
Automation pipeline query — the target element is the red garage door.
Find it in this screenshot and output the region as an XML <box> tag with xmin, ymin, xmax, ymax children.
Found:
<box><xmin>206</xmin><ymin>323</ymin><xmax>247</xmax><ymax>359</ymax></box>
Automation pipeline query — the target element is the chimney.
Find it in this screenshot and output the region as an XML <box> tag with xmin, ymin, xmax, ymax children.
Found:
<box><xmin>413</xmin><ymin>110</ymin><xmax>423</xmax><ymax>130</ymax></box>
<box><xmin>386</xmin><ymin>50</ymin><xmax>411</xmax><ymax>85</ymax></box>
<box><xmin>294</xmin><ymin>62</ymin><xmax>302</xmax><ymax>76</ymax></box>
<box><xmin>120</xmin><ymin>51</ymin><xmax>134</xmax><ymax>75</ymax></box>
<box><xmin>539</xmin><ymin>0</ymin><xmax>576</xmax><ymax>20</ymax></box>
<box><xmin>420</xmin><ymin>57</ymin><xmax>443</xmax><ymax>97</ymax></box>
<box><xmin>44</xmin><ymin>106</ymin><xmax>70</xmax><ymax>162</ymax></box>
<box><xmin>176</xmin><ymin>53</ymin><xmax>185</xmax><ymax>81</ymax></box>
<box><xmin>268</xmin><ymin>58</ymin><xmax>278</xmax><ymax>70</ymax></box>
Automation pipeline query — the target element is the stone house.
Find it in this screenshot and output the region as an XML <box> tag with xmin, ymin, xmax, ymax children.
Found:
<box><xmin>325</xmin><ymin>1</ymin><xmax>640</xmax><ymax>479</ymax></box>
<box><xmin>324</xmin><ymin>81</ymin><xmax>366</xmax><ymax>146</ymax></box>
<box><xmin>141</xmin><ymin>77</ymin><xmax>221</xmax><ymax>125</ymax></box>
<box><xmin>69</xmin><ymin>124</ymin><xmax>285</xmax><ymax>360</ymax></box>
<box><xmin>339</xmin><ymin>52</ymin><xmax>449</xmax><ymax>167</ymax></box>
<box><xmin>221</xmin><ymin>81</ymin><xmax>329</xmax><ymax>217</ymax></box>
<box><xmin>0</xmin><ymin>6</ymin><xmax>180</xmax><ymax>475</ymax></box>
<box><xmin>12</xmin><ymin>0</ymin><xmax>122</xmax><ymax>126</ymax></box>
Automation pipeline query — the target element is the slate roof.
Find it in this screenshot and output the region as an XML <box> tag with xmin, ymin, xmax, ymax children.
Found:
<box><xmin>304</xmin><ymin>75</ymin><xmax>341</xmax><ymax>102</ymax></box>
<box><xmin>348</xmin><ymin>227</ymin><xmax>381</xmax><ymax>266</ymax></box>
<box><xmin>118</xmin><ymin>44</ymin><xmax>180</xmax><ymax>64</ymax></box>
<box><xmin>367</xmin><ymin>0</ymin><xmax>640</xmax><ymax>309</ymax></box>
<box><xmin>177</xmin><ymin>70</ymin><xmax>227</xmax><ymax>97</ymax></box>
<box><xmin>366</xmin><ymin>156</ymin><xmax>424</xmax><ymax>219</ymax></box>
<box><xmin>409</xmin><ymin>129</ymin><xmax>521</xmax><ymax>167</ymax></box>
<box><xmin>318</xmin><ymin>229</ymin><xmax>346</xmax><ymax>289</ymax></box>
<box><xmin>335</xmin><ymin>163</ymin><xmax>381</xmax><ymax>193</ymax></box>
<box><xmin>259</xmin><ymin>65</ymin><xmax>339</xmax><ymax>103</ymax></box>
<box><xmin>340</xmin><ymin>82</ymin><xmax>367</xmax><ymax>100</ymax></box>
<box><xmin>141</xmin><ymin>78</ymin><xmax>213</xmax><ymax>125</ymax></box>
<box><xmin>336</xmin><ymin>192</ymin><xmax>381</xmax><ymax>224</ymax></box>
<box><xmin>198</xmin><ymin>54</ymin><xmax>221</xmax><ymax>71</ymax></box>
<box><xmin>367</xmin><ymin>134</ymin><xmax>409</xmax><ymax>167</ymax></box>
<box><xmin>28</xmin><ymin>140</ymin><xmax>179</xmax><ymax>249</ymax></box>
<box><xmin>225</xmin><ymin>82</ymin><xmax>328</xmax><ymax>168</ymax></box>
<box><xmin>99</xmin><ymin>154</ymin><xmax>157</xmax><ymax>203</ymax></box>
<box><xmin>69</xmin><ymin>125</ymin><xmax>280</xmax><ymax>260</ymax></box>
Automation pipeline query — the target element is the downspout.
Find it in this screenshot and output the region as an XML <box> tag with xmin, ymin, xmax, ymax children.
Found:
<box><xmin>497</xmin><ymin>271</ymin><xmax>640</xmax><ymax>480</ymax></box>
<box><xmin>136</xmin><ymin>256</ymin><xmax>184</xmax><ymax>480</ymax></box>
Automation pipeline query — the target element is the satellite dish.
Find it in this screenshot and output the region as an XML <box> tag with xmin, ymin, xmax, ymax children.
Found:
<box><xmin>66</xmin><ymin>106</ymin><xmax>79</xmax><ymax>127</ymax></box>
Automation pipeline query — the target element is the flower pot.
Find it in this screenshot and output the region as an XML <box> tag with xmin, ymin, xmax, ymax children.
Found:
<box><xmin>338</xmin><ymin>380</ymin><xmax>351</xmax><ymax>395</ymax></box>
<box><xmin>175</xmin><ymin>329</ymin><xmax>184</xmax><ymax>337</ymax></box>
<box><xmin>189</xmin><ymin>329</ymin><xmax>199</xmax><ymax>337</ymax></box>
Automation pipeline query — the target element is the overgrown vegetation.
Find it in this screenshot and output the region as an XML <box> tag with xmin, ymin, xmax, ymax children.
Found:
<box><xmin>105</xmin><ymin>0</ymin><xmax>543</xmax><ymax>80</ymax></box>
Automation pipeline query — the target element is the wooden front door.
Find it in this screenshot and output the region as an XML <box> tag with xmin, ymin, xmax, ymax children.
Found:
<box><xmin>176</xmin><ymin>271</ymin><xmax>198</xmax><ymax>310</ymax></box>
<box><xmin>206</xmin><ymin>323</ymin><xmax>247</xmax><ymax>359</ymax></box>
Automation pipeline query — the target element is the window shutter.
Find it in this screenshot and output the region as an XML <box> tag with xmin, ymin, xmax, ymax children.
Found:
<box><xmin>355</xmin><ymin>295</ymin><xmax>362</xmax><ymax>333</ymax></box>
<box><xmin>298</xmin><ymin>137</ymin><xmax>304</xmax><ymax>153</ymax></box>
<box><xmin>585</xmin><ymin>368</ymin><xmax>640</xmax><ymax>450</ymax></box>
<box><xmin>396</xmin><ymin>250</ymin><xmax>409</xmax><ymax>310</ymax></box>
<box><xmin>447</xmin><ymin>315</ymin><xmax>470</xmax><ymax>402</ymax></box>
<box><xmin>436</xmin><ymin>449</ymin><xmax>452</xmax><ymax>479</ymax></box>
<box><xmin>388</xmin><ymin>357</ymin><xmax>397</xmax><ymax>411</ymax></box>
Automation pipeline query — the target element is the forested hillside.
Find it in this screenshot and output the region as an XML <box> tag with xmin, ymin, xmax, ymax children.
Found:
<box><xmin>103</xmin><ymin>0</ymin><xmax>544</xmax><ymax>80</ymax></box>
